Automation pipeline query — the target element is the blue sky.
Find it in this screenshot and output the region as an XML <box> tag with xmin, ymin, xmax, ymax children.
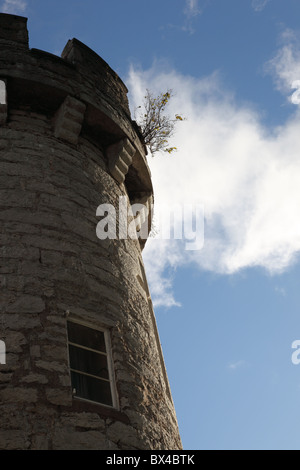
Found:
<box><xmin>3</xmin><ymin>0</ymin><xmax>300</xmax><ymax>450</ymax></box>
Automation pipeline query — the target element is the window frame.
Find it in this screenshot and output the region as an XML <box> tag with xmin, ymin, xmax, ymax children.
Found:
<box><xmin>67</xmin><ymin>319</ymin><xmax>118</xmax><ymax>409</ymax></box>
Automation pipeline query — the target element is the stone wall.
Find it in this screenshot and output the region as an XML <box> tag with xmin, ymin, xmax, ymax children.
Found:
<box><xmin>0</xmin><ymin>13</ymin><xmax>182</xmax><ymax>450</ymax></box>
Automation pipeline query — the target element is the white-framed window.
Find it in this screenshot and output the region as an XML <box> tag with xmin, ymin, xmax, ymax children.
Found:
<box><xmin>67</xmin><ymin>320</ymin><xmax>117</xmax><ymax>408</ymax></box>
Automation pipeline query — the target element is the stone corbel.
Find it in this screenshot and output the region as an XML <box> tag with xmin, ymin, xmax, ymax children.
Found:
<box><xmin>107</xmin><ymin>138</ymin><xmax>135</xmax><ymax>184</ymax></box>
<box><xmin>53</xmin><ymin>95</ymin><xmax>86</xmax><ymax>145</ymax></box>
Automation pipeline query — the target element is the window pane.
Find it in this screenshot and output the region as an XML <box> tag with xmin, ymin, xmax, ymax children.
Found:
<box><xmin>71</xmin><ymin>371</ymin><xmax>113</xmax><ymax>407</ymax></box>
<box><xmin>69</xmin><ymin>344</ymin><xmax>109</xmax><ymax>380</ymax></box>
<box><xmin>67</xmin><ymin>322</ymin><xmax>106</xmax><ymax>352</ymax></box>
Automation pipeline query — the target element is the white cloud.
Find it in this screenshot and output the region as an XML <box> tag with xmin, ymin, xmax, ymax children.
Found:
<box><xmin>1</xmin><ymin>0</ymin><xmax>27</xmax><ymax>14</ymax></box>
<box><xmin>127</xmin><ymin>50</ymin><xmax>300</xmax><ymax>308</ymax></box>
<box><xmin>251</xmin><ymin>0</ymin><xmax>270</xmax><ymax>12</ymax></box>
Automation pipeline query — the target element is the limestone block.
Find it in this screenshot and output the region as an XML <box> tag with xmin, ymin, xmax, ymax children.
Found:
<box><xmin>59</xmin><ymin>375</ymin><xmax>71</xmax><ymax>387</ymax></box>
<box><xmin>6</xmin><ymin>295</ymin><xmax>45</xmax><ymax>314</ymax></box>
<box><xmin>1</xmin><ymin>313</ymin><xmax>41</xmax><ymax>330</ymax></box>
<box><xmin>31</xmin><ymin>435</ymin><xmax>49</xmax><ymax>450</ymax></box>
<box><xmin>0</xmin><ymin>246</ymin><xmax>40</xmax><ymax>261</ymax></box>
<box><xmin>35</xmin><ymin>360</ymin><xmax>68</xmax><ymax>374</ymax></box>
<box><xmin>0</xmin><ymin>388</ymin><xmax>38</xmax><ymax>403</ymax></box>
<box><xmin>107</xmin><ymin>421</ymin><xmax>145</xmax><ymax>449</ymax></box>
<box><xmin>46</xmin><ymin>388</ymin><xmax>72</xmax><ymax>406</ymax></box>
<box><xmin>21</xmin><ymin>374</ymin><xmax>48</xmax><ymax>384</ymax></box>
<box><xmin>0</xmin><ymin>430</ymin><xmax>29</xmax><ymax>450</ymax></box>
<box><xmin>53</xmin><ymin>428</ymin><xmax>107</xmax><ymax>450</ymax></box>
<box><xmin>107</xmin><ymin>138</ymin><xmax>135</xmax><ymax>184</ymax></box>
<box><xmin>30</xmin><ymin>345</ymin><xmax>41</xmax><ymax>357</ymax></box>
<box><xmin>59</xmin><ymin>412</ymin><xmax>106</xmax><ymax>430</ymax></box>
<box><xmin>5</xmin><ymin>331</ymin><xmax>27</xmax><ymax>353</ymax></box>
<box><xmin>53</xmin><ymin>96</ymin><xmax>86</xmax><ymax>145</ymax></box>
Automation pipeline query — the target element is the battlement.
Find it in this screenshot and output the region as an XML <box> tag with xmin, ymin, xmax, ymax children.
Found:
<box><xmin>0</xmin><ymin>13</ymin><xmax>28</xmax><ymax>46</ymax></box>
<box><xmin>0</xmin><ymin>13</ymin><xmax>152</xmax><ymax>245</ymax></box>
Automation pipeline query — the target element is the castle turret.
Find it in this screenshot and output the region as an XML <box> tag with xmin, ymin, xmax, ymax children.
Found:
<box><xmin>0</xmin><ymin>13</ymin><xmax>182</xmax><ymax>450</ymax></box>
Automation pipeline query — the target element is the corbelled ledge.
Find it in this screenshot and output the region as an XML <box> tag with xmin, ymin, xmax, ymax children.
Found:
<box><xmin>0</xmin><ymin>13</ymin><xmax>153</xmax><ymax>248</ymax></box>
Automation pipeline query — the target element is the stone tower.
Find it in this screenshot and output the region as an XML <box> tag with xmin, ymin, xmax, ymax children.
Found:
<box><xmin>0</xmin><ymin>13</ymin><xmax>182</xmax><ymax>450</ymax></box>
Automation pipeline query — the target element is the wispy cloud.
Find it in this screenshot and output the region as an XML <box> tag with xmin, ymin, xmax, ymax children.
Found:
<box><xmin>182</xmin><ymin>0</ymin><xmax>203</xmax><ymax>34</ymax></box>
<box><xmin>128</xmin><ymin>40</ymin><xmax>300</xmax><ymax>307</ymax></box>
<box><xmin>228</xmin><ymin>360</ymin><xmax>247</xmax><ymax>371</ymax></box>
<box><xmin>266</xmin><ymin>29</ymin><xmax>300</xmax><ymax>98</ymax></box>
<box><xmin>251</xmin><ymin>0</ymin><xmax>270</xmax><ymax>12</ymax></box>
<box><xmin>1</xmin><ymin>0</ymin><xmax>27</xmax><ymax>14</ymax></box>
<box><xmin>184</xmin><ymin>0</ymin><xmax>201</xmax><ymax>18</ymax></box>
<box><xmin>275</xmin><ymin>286</ymin><xmax>286</xmax><ymax>296</ymax></box>
<box><xmin>160</xmin><ymin>0</ymin><xmax>204</xmax><ymax>36</ymax></box>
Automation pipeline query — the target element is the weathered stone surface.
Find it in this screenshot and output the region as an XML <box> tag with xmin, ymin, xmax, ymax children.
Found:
<box><xmin>21</xmin><ymin>373</ymin><xmax>48</xmax><ymax>384</ymax></box>
<box><xmin>0</xmin><ymin>13</ymin><xmax>28</xmax><ymax>46</ymax></box>
<box><xmin>35</xmin><ymin>360</ymin><xmax>68</xmax><ymax>374</ymax></box>
<box><xmin>107</xmin><ymin>421</ymin><xmax>146</xmax><ymax>450</ymax></box>
<box><xmin>0</xmin><ymin>388</ymin><xmax>38</xmax><ymax>403</ymax></box>
<box><xmin>0</xmin><ymin>430</ymin><xmax>30</xmax><ymax>450</ymax></box>
<box><xmin>53</xmin><ymin>428</ymin><xmax>107</xmax><ymax>450</ymax></box>
<box><xmin>5</xmin><ymin>331</ymin><xmax>27</xmax><ymax>353</ymax></box>
<box><xmin>46</xmin><ymin>388</ymin><xmax>72</xmax><ymax>406</ymax></box>
<box><xmin>0</xmin><ymin>12</ymin><xmax>181</xmax><ymax>451</ymax></box>
<box><xmin>5</xmin><ymin>295</ymin><xmax>45</xmax><ymax>313</ymax></box>
<box><xmin>0</xmin><ymin>103</ymin><xmax>7</xmax><ymax>125</ymax></box>
<box><xmin>59</xmin><ymin>412</ymin><xmax>106</xmax><ymax>430</ymax></box>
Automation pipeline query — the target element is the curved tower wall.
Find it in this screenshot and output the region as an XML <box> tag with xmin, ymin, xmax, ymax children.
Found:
<box><xmin>0</xmin><ymin>13</ymin><xmax>182</xmax><ymax>450</ymax></box>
